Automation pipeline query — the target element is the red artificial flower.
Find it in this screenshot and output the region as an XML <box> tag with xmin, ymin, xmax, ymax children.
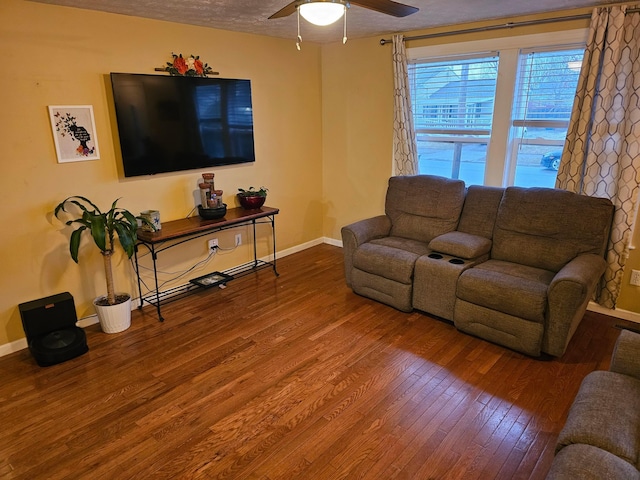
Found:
<box><xmin>194</xmin><ymin>59</ymin><xmax>204</xmax><ymax>75</ymax></box>
<box><xmin>173</xmin><ymin>55</ymin><xmax>188</xmax><ymax>74</ymax></box>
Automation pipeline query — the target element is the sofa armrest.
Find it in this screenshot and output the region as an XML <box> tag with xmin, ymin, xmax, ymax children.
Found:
<box><xmin>610</xmin><ymin>329</ymin><xmax>640</xmax><ymax>380</ymax></box>
<box><xmin>428</xmin><ymin>231</ymin><xmax>491</xmax><ymax>260</ymax></box>
<box><xmin>549</xmin><ymin>254</ymin><xmax>606</xmax><ymax>294</ymax></box>
<box><xmin>544</xmin><ymin>254</ymin><xmax>606</xmax><ymax>356</ymax></box>
<box><xmin>341</xmin><ymin>215</ymin><xmax>391</xmax><ymax>287</ymax></box>
<box><xmin>341</xmin><ymin>215</ymin><xmax>391</xmax><ymax>248</ymax></box>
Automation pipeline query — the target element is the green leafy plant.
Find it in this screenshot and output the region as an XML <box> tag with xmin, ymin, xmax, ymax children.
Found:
<box><xmin>237</xmin><ymin>186</ymin><xmax>268</xmax><ymax>197</ymax></box>
<box><xmin>55</xmin><ymin>196</ymin><xmax>152</xmax><ymax>306</ymax></box>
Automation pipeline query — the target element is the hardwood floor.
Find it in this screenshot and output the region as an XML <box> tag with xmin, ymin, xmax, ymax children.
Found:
<box><xmin>0</xmin><ymin>244</ymin><xmax>631</xmax><ymax>479</ymax></box>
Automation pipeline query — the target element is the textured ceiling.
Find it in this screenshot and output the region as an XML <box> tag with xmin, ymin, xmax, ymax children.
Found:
<box><xmin>29</xmin><ymin>0</ymin><xmax>618</xmax><ymax>44</ymax></box>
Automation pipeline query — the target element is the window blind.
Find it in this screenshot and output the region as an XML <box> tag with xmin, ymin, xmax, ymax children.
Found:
<box><xmin>408</xmin><ymin>54</ymin><xmax>499</xmax><ymax>135</ymax></box>
<box><xmin>512</xmin><ymin>47</ymin><xmax>584</xmax><ymax>129</ymax></box>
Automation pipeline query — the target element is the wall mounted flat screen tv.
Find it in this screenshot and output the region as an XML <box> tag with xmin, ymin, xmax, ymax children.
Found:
<box><xmin>110</xmin><ymin>73</ymin><xmax>255</xmax><ymax>177</ymax></box>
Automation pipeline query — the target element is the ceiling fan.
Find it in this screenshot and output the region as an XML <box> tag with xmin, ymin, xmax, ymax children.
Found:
<box><xmin>269</xmin><ymin>0</ymin><xmax>419</xmax><ymax>21</ymax></box>
<box><xmin>270</xmin><ymin>0</ymin><xmax>418</xmax><ymax>48</ymax></box>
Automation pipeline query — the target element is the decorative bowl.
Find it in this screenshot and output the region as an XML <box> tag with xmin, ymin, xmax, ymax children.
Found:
<box><xmin>237</xmin><ymin>195</ymin><xmax>266</xmax><ymax>209</ymax></box>
<box><xmin>198</xmin><ymin>204</ymin><xmax>227</xmax><ymax>220</ymax></box>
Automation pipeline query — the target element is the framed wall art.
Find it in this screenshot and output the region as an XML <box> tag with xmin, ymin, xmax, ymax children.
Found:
<box><xmin>48</xmin><ymin>105</ymin><xmax>100</xmax><ymax>163</ymax></box>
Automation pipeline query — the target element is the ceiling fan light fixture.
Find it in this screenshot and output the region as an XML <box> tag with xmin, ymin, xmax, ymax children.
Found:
<box><xmin>298</xmin><ymin>1</ymin><xmax>347</xmax><ymax>26</ymax></box>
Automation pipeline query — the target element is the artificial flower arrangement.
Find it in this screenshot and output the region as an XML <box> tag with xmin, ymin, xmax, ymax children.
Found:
<box><xmin>164</xmin><ymin>53</ymin><xmax>215</xmax><ymax>77</ymax></box>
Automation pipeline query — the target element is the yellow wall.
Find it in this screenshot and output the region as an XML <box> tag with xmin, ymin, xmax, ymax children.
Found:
<box><xmin>321</xmin><ymin>36</ymin><xmax>394</xmax><ymax>237</ymax></box>
<box><xmin>0</xmin><ymin>0</ymin><xmax>323</xmax><ymax>346</ymax></box>
<box><xmin>320</xmin><ymin>10</ymin><xmax>640</xmax><ymax>314</ymax></box>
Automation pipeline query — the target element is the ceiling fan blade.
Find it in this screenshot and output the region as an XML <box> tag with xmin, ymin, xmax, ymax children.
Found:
<box><xmin>268</xmin><ymin>1</ymin><xmax>299</xmax><ymax>19</ymax></box>
<box><xmin>349</xmin><ymin>0</ymin><xmax>419</xmax><ymax>17</ymax></box>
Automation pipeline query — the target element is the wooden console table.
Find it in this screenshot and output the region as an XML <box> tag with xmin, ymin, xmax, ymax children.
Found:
<box><xmin>134</xmin><ymin>206</ymin><xmax>279</xmax><ymax>321</ymax></box>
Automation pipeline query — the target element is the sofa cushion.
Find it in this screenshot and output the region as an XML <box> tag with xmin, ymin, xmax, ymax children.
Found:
<box><xmin>457</xmin><ymin>185</ymin><xmax>505</xmax><ymax>238</ymax></box>
<box><xmin>429</xmin><ymin>231</ymin><xmax>492</xmax><ymax>259</ymax></box>
<box><xmin>353</xmin><ymin>237</ymin><xmax>430</xmax><ymax>284</ymax></box>
<box><xmin>386</xmin><ymin>175</ymin><xmax>465</xmax><ymax>243</ymax></box>
<box><xmin>546</xmin><ymin>444</ymin><xmax>640</xmax><ymax>480</ymax></box>
<box><xmin>369</xmin><ymin>236</ymin><xmax>432</xmax><ymax>257</ymax></box>
<box><xmin>556</xmin><ymin>370</ymin><xmax>640</xmax><ymax>467</ymax></box>
<box><xmin>492</xmin><ymin>187</ymin><xmax>614</xmax><ymax>272</ymax></box>
<box><xmin>456</xmin><ymin>259</ymin><xmax>555</xmax><ymax>323</ymax></box>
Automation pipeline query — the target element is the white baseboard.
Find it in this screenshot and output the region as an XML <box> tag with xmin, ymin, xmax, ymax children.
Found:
<box><xmin>77</xmin><ymin>314</ymin><xmax>99</xmax><ymax>328</ymax></box>
<box><xmin>262</xmin><ymin>237</ymin><xmax>325</xmax><ymax>261</ymax></box>
<box><xmin>0</xmin><ymin>338</ymin><xmax>27</xmax><ymax>357</ymax></box>
<box><xmin>587</xmin><ymin>302</ymin><xmax>640</xmax><ymax>324</ymax></box>
<box><xmin>4</xmin><ymin>238</ymin><xmax>634</xmax><ymax>358</ymax></box>
<box><xmin>324</xmin><ymin>237</ymin><xmax>343</xmax><ymax>248</ymax></box>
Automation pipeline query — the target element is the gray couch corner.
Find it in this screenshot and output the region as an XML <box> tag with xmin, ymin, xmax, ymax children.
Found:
<box><xmin>610</xmin><ymin>328</ymin><xmax>640</xmax><ymax>379</ymax></box>
<box><xmin>546</xmin><ymin>329</ymin><xmax>640</xmax><ymax>479</ymax></box>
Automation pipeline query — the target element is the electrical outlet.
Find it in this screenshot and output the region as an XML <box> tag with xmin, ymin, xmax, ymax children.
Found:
<box><xmin>630</xmin><ymin>269</ymin><xmax>640</xmax><ymax>286</ymax></box>
<box><xmin>235</xmin><ymin>233</ymin><xmax>242</xmax><ymax>246</ymax></box>
<box><xmin>208</xmin><ymin>238</ymin><xmax>218</xmax><ymax>250</ymax></box>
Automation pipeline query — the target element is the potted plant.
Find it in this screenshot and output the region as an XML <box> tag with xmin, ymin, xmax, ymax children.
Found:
<box><xmin>54</xmin><ymin>196</ymin><xmax>152</xmax><ymax>334</ymax></box>
<box><xmin>237</xmin><ymin>186</ymin><xmax>268</xmax><ymax>209</ymax></box>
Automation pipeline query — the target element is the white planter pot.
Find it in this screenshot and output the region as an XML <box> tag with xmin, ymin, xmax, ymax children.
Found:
<box><xmin>94</xmin><ymin>293</ymin><xmax>132</xmax><ymax>334</ymax></box>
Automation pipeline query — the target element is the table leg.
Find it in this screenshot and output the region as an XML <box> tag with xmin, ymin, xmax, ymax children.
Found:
<box><xmin>150</xmin><ymin>245</ymin><xmax>164</xmax><ymax>322</ymax></box>
<box><xmin>134</xmin><ymin>245</ymin><xmax>144</xmax><ymax>309</ymax></box>
<box><xmin>271</xmin><ymin>214</ymin><xmax>279</xmax><ymax>276</ymax></box>
<box><xmin>252</xmin><ymin>219</ymin><xmax>258</xmax><ymax>269</ymax></box>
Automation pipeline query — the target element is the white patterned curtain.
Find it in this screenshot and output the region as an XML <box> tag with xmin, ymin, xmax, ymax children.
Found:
<box><xmin>556</xmin><ymin>5</ymin><xmax>640</xmax><ymax>308</ymax></box>
<box><xmin>392</xmin><ymin>34</ymin><xmax>419</xmax><ymax>176</ymax></box>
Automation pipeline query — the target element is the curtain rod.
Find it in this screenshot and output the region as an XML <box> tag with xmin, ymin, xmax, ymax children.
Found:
<box><xmin>380</xmin><ymin>7</ymin><xmax>640</xmax><ymax>45</ymax></box>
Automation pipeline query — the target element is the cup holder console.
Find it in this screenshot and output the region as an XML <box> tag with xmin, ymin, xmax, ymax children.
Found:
<box><xmin>427</xmin><ymin>252</ymin><xmax>465</xmax><ymax>265</ymax></box>
<box><xmin>416</xmin><ymin>251</ymin><xmax>472</xmax><ymax>319</ymax></box>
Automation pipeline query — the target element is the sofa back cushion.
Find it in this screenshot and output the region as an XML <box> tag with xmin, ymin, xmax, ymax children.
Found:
<box><xmin>492</xmin><ymin>187</ymin><xmax>614</xmax><ymax>272</ymax></box>
<box><xmin>457</xmin><ymin>185</ymin><xmax>505</xmax><ymax>239</ymax></box>
<box><xmin>386</xmin><ymin>175</ymin><xmax>466</xmax><ymax>243</ymax></box>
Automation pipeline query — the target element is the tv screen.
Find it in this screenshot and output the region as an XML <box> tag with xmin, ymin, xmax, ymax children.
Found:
<box><xmin>110</xmin><ymin>73</ymin><xmax>255</xmax><ymax>177</ymax></box>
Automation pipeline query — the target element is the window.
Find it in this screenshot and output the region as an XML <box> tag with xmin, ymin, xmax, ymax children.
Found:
<box><xmin>409</xmin><ymin>54</ymin><xmax>498</xmax><ymax>186</ymax></box>
<box><xmin>508</xmin><ymin>48</ymin><xmax>584</xmax><ymax>187</ymax></box>
<box><xmin>407</xmin><ymin>31</ymin><xmax>587</xmax><ymax>187</ymax></box>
